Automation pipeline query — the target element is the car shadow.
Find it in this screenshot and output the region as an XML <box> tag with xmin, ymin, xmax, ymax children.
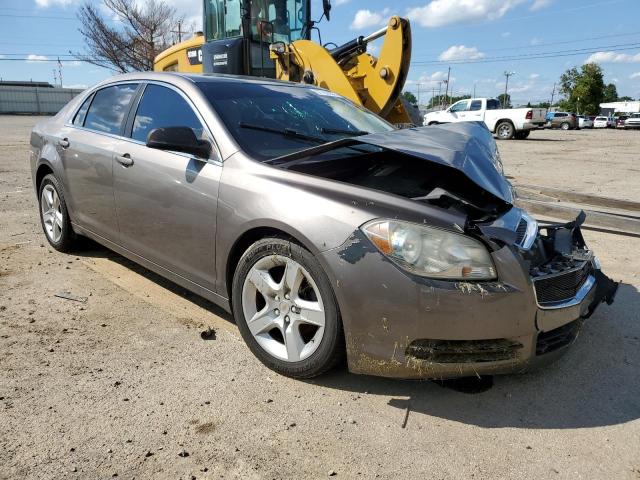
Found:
<box><xmin>309</xmin><ymin>282</ymin><xmax>640</xmax><ymax>430</ymax></box>
<box><xmin>522</xmin><ymin>137</ymin><xmax>570</xmax><ymax>142</ymax></box>
<box><xmin>73</xmin><ymin>240</ymin><xmax>639</xmax><ymax>429</ymax></box>
<box><xmin>72</xmin><ymin>239</ymin><xmax>234</xmax><ymax>323</ymax></box>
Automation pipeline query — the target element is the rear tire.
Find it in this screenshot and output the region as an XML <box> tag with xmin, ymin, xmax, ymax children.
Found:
<box><xmin>561</xmin><ymin>122</ymin><xmax>570</xmax><ymax>130</ymax></box>
<box><xmin>38</xmin><ymin>173</ymin><xmax>78</xmax><ymax>252</ymax></box>
<box><xmin>232</xmin><ymin>238</ymin><xmax>344</xmax><ymax>378</ymax></box>
<box><xmin>496</xmin><ymin>121</ymin><xmax>515</xmax><ymax>140</ymax></box>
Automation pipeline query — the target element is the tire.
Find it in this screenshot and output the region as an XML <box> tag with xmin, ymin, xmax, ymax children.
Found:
<box><xmin>428</xmin><ymin>121</ymin><xmax>439</xmax><ymax>126</ymax></box>
<box><xmin>232</xmin><ymin>237</ymin><xmax>344</xmax><ymax>378</ymax></box>
<box><xmin>38</xmin><ymin>173</ymin><xmax>78</xmax><ymax>252</ymax></box>
<box><xmin>561</xmin><ymin>122</ymin><xmax>570</xmax><ymax>130</ymax></box>
<box><xmin>496</xmin><ymin>121</ymin><xmax>515</xmax><ymax>140</ymax></box>
<box><xmin>515</xmin><ymin>130</ymin><xmax>530</xmax><ymax>140</ymax></box>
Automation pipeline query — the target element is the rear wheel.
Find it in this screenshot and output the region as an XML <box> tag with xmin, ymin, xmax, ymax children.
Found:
<box><xmin>232</xmin><ymin>238</ymin><xmax>344</xmax><ymax>378</ymax></box>
<box><xmin>38</xmin><ymin>173</ymin><xmax>77</xmax><ymax>252</ymax></box>
<box><xmin>561</xmin><ymin>122</ymin><xmax>570</xmax><ymax>130</ymax></box>
<box><xmin>496</xmin><ymin>121</ymin><xmax>515</xmax><ymax>140</ymax></box>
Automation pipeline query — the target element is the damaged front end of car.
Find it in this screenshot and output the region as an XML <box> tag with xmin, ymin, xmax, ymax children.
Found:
<box><xmin>272</xmin><ymin>122</ymin><xmax>619</xmax><ymax>379</ymax></box>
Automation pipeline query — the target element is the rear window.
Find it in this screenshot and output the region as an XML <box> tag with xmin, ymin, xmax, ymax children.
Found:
<box><xmin>595</xmin><ymin>117</ymin><xmax>607</xmax><ymax>121</ymax></box>
<box><xmin>84</xmin><ymin>84</ymin><xmax>138</xmax><ymax>135</ymax></box>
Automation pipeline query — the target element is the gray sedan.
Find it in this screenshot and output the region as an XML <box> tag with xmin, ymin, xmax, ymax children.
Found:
<box><xmin>30</xmin><ymin>72</ymin><xmax>618</xmax><ymax>379</ymax></box>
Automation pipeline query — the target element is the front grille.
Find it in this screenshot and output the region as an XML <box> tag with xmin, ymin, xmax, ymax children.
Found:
<box><xmin>536</xmin><ymin>320</ymin><xmax>581</xmax><ymax>355</ymax></box>
<box><xmin>533</xmin><ymin>261</ymin><xmax>592</xmax><ymax>305</ymax></box>
<box><xmin>406</xmin><ymin>339</ymin><xmax>522</xmax><ymax>363</ymax></box>
<box><xmin>515</xmin><ymin>217</ymin><xmax>528</xmax><ymax>245</ymax></box>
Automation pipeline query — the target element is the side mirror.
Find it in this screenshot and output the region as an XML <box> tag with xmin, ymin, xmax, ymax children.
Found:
<box><xmin>146</xmin><ymin>127</ymin><xmax>211</xmax><ymax>159</ymax></box>
<box><xmin>322</xmin><ymin>0</ymin><xmax>331</xmax><ymax>21</ymax></box>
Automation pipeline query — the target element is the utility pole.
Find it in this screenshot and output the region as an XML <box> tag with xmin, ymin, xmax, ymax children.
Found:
<box><xmin>172</xmin><ymin>20</ymin><xmax>183</xmax><ymax>43</ymax></box>
<box><xmin>52</xmin><ymin>69</ymin><xmax>58</xmax><ymax>87</ymax></box>
<box><xmin>443</xmin><ymin>67</ymin><xmax>451</xmax><ymax>108</ymax></box>
<box><xmin>503</xmin><ymin>71</ymin><xmax>515</xmax><ymax>108</ymax></box>
<box><xmin>473</xmin><ymin>82</ymin><xmax>476</xmax><ymax>98</ymax></box>
<box><xmin>549</xmin><ymin>82</ymin><xmax>556</xmax><ymax>110</ymax></box>
<box><xmin>57</xmin><ymin>57</ymin><xmax>63</xmax><ymax>88</ymax></box>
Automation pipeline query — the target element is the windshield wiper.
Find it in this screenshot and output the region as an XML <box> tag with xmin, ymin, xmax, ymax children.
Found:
<box><xmin>238</xmin><ymin>122</ymin><xmax>327</xmax><ymax>144</ymax></box>
<box><xmin>320</xmin><ymin>127</ymin><xmax>369</xmax><ymax>137</ymax></box>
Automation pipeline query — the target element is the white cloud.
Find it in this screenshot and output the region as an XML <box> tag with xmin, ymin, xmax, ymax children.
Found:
<box><xmin>335</xmin><ymin>0</ymin><xmax>351</xmax><ymax>5</ymax></box>
<box><xmin>26</xmin><ymin>54</ymin><xmax>49</xmax><ymax>62</ymax></box>
<box><xmin>350</xmin><ymin>9</ymin><xmax>387</xmax><ymax>30</ymax></box>
<box><xmin>530</xmin><ymin>37</ymin><xmax>542</xmax><ymax>46</ymax></box>
<box><xmin>406</xmin><ymin>71</ymin><xmax>456</xmax><ymax>86</ymax></box>
<box><xmin>62</xmin><ymin>60</ymin><xmax>82</xmax><ymax>67</ymax></box>
<box><xmin>501</xmin><ymin>32</ymin><xmax>511</xmax><ymax>37</ymax></box>
<box><xmin>65</xmin><ymin>84</ymin><xmax>88</xmax><ymax>89</ymax></box>
<box><xmin>406</xmin><ymin>0</ymin><xmax>525</xmax><ymax>28</ymax></box>
<box><xmin>35</xmin><ymin>0</ymin><xmax>77</xmax><ymax>7</ymax></box>
<box><xmin>530</xmin><ymin>0</ymin><xmax>554</xmax><ymax>11</ymax></box>
<box><xmin>529</xmin><ymin>73</ymin><xmax>540</xmax><ymax>79</ymax></box>
<box><xmin>631</xmin><ymin>72</ymin><xmax>640</xmax><ymax>79</ymax></box>
<box><xmin>438</xmin><ymin>45</ymin><xmax>485</xmax><ymax>61</ymax></box>
<box><xmin>585</xmin><ymin>51</ymin><xmax>640</xmax><ymax>64</ymax></box>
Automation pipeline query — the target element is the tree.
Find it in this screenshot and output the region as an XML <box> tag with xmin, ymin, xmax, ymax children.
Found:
<box><xmin>558</xmin><ymin>63</ymin><xmax>605</xmax><ymax>114</ymax></box>
<box><xmin>401</xmin><ymin>91</ymin><xmax>418</xmax><ymax>105</ymax></box>
<box><xmin>73</xmin><ymin>0</ymin><xmax>184</xmax><ymax>72</ymax></box>
<box><xmin>618</xmin><ymin>96</ymin><xmax>635</xmax><ymax>101</ymax></box>
<box><xmin>497</xmin><ymin>93</ymin><xmax>511</xmax><ymax>108</ymax></box>
<box><xmin>427</xmin><ymin>94</ymin><xmax>470</xmax><ymax>109</ymax></box>
<box><xmin>603</xmin><ymin>83</ymin><xmax>618</xmax><ymax>103</ymax></box>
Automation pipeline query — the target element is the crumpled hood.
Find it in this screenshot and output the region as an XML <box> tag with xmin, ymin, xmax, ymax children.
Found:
<box><xmin>356</xmin><ymin>122</ymin><xmax>514</xmax><ymax>205</ymax></box>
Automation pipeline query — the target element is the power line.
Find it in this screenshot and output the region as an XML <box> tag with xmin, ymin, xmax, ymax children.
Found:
<box><xmin>412</xmin><ymin>42</ymin><xmax>640</xmax><ymax>65</ymax></box>
<box><xmin>0</xmin><ymin>14</ymin><xmax>76</xmax><ymax>20</ymax></box>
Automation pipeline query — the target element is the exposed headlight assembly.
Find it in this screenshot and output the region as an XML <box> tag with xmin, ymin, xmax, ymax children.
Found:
<box><xmin>362</xmin><ymin>220</ymin><xmax>496</xmax><ymax>280</ymax></box>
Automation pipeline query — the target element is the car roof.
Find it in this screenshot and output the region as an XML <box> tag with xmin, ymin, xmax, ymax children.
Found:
<box><xmin>93</xmin><ymin>71</ymin><xmax>312</xmax><ymax>90</ymax></box>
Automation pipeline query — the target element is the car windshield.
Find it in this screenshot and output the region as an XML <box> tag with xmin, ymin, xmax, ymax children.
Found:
<box><xmin>197</xmin><ymin>80</ymin><xmax>395</xmax><ymax>160</ymax></box>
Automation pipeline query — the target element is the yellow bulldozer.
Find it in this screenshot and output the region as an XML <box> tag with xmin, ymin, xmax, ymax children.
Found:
<box><xmin>153</xmin><ymin>0</ymin><xmax>414</xmax><ymax>125</ymax></box>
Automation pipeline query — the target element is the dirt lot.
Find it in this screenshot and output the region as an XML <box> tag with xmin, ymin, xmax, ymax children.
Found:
<box><xmin>1</xmin><ymin>116</ymin><xmax>639</xmax><ymax>480</ymax></box>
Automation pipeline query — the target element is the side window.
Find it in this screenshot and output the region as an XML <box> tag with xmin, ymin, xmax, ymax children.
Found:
<box><xmin>469</xmin><ymin>100</ymin><xmax>482</xmax><ymax>111</ymax></box>
<box><xmin>84</xmin><ymin>84</ymin><xmax>137</xmax><ymax>135</ymax></box>
<box><xmin>225</xmin><ymin>0</ymin><xmax>242</xmax><ymax>37</ymax></box>
<box><xmin>73</xmin><ymin>94</ymin><xmax>93</xmax><ymax>127</ymax></box>
<box><xmin>487</xmin><ymin>99</ymin><xmax>500</xmax><ymax>110</ymax></box>
<box><xmin>450</xmin><ymin>100</ymin><xmax>469</xmax><ymax>112</ymax></box>
<box><xmin>131</xmin><ymin>84</ymin><xmax>208</xmax><ymax>147</ymax></box>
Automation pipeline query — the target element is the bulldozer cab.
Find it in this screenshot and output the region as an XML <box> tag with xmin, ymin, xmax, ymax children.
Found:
<box><xmin>203</xmin><ymin>0</ymin><xmax>312</xmax><ymax>77</ymax></box>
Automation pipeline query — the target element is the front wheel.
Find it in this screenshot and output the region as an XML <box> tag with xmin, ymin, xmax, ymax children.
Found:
<box><xmin>496</xmin><ymin>121</ymin><xmax>515</xmax><ymax>140</ymax></box>
<box><xmin>561</xmin><ymin>122</ymin><xmax>570</xmax><ymax>130</ymax></box>
<box><xmin>232</xmin><ymin>238</ymin><xmax>344</xmax><ymax>378</ymax></box>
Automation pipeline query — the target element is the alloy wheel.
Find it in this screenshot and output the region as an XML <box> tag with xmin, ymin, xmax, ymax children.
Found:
<box><xmin>41</xmin><ymin>184</ymin><xmax>63</xmax><ymax>243</ymax></box>
<box><xmin>241</xmin><ymin>255</ymin><xmax>325</xmax><ymax>362</ymax></box>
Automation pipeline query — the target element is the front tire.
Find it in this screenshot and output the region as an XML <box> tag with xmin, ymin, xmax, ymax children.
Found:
<box><xmin>232</xmin><ymin>238</ymin><xmax>344</xmax><ymax>378</ymax></box>
<box><xmin>496</xmin><ymin>121</ymin><xmax>515</xmax><ymax>140</ymax></box>
<box><xmin>561</xmin><ymin>122</ymin><xmax>570</xmax><ymax>130</ymax></box>
<box><xmin>38</xmin><ymin>173</ymin><xmax>77</xmax><ymax>252</ymax></box>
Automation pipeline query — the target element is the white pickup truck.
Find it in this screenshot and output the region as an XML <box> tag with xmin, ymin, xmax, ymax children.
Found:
<box><xmin>423</xmin><ymin>98</ymin><xmax>546</xmax><ymax>140</ymax></box>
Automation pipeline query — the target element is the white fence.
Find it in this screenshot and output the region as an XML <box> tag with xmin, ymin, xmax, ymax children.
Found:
<box><xmin>0</xmin><ymin>86</ymin><xmax>85</xmax><ymax>115</ymax></box>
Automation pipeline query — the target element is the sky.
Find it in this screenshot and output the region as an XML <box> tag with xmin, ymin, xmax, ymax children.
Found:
<box><xmin>1</xmin><ymin>0</ymin><xmax>640</xmax><ymax>106</ymax></box>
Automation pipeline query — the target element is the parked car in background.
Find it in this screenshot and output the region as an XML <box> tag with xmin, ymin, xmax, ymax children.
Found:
<box><xmin>546</xmin><ymin>112</ymin><xmax>577</xmax><ymax>130</ymax></box>
<box><xmin>624</xmin><ymin>113</ymin><xmax>640</xmax><ymax>129</ymax></box>
<box><xmin>422</xmin><ymin>97</ymin><xmax>545</xmax><ymax>140</ymax></box>
<box><xmin>577</xmin><ymin>115</ymin><xmax>593</xmax><ymax>129</ymax></box>
<box><xmin>593</xmin><ymin>116</ymin><xmax>611</xmax><ymax>128</ymax></box>
<box><xmin>615</xmin><ymin>115</ymin><xmax>629</xmax><ymax>129</ymax></box>
<box><xmin>29</xmin><ymin>72</ymin><xmax>618</xmax><ymax>380</ymax></box>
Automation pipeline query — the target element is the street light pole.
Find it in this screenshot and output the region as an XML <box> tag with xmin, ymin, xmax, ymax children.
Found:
<box><xmin>503</xmin><ymin>71</ymin><xmax>515</xmax><ymax>108</ymax></box>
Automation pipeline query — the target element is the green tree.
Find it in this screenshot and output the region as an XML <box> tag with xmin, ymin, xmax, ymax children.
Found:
<box><xmin>427</xmin><ymin>94</ymin><xmax>470</xmax><ymax>109</ymax></box>
<box><xmin>401</xmin><ymin>91</ymin><xmax>418</xmax><ymax>105</ymax></box>
<box><xmin>497</xmin><ymin>93</ymin><xmax>511</xmax><ymax>108</ymax></box>
<box><xmin>618</xmin><ymin>96</ymin><xmax>635</xmax><ymax>101</ymax></box>
<box><xmin>603</xmin><ymin>83</ymin><xmax>618</xmax><ymax>102</ymax></box>
<box><xmin>558</xmin><ymin>63</ymin><xmax>605</xmax><ymax>114</ymax></box>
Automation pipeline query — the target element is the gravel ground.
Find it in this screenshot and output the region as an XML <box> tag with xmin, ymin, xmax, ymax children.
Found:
<box><xmin>1</xmin><ymin>116</ymin><xmax>639</xmax><ymax>480</ymax></box>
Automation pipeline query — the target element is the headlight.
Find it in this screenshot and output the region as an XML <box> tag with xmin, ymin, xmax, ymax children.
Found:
<box><xmin>362</xmin><ymin>220</ymin><xmax>496</xmax><ymax>280</ymax></box>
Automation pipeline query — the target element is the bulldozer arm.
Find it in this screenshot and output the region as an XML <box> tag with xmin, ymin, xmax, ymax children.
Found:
<box><xmin>272</xmin><ymin>16</ymin><xmax>413</xmax><ymax>125</ymax></box>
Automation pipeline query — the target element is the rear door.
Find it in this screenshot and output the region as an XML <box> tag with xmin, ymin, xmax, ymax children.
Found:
<box><xmin>61</xmin><ymin>83</ymin><xmax>139</xmax><ymax>241</ymax></box>
<box><xmin>112</xmin><ymin>82</ymin><xmax>222</xmax><ymax>290</ymax></box>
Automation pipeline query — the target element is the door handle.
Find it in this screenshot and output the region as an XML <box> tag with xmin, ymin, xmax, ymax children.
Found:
<box><xmin>116</xmin><ymin>153</ymin><xmax>134</xmax><ymax>167</ymax></box>
<box><xmin>58</xmin><ymin>138</ymin><xmax>69</xmax><ymax>149</ymax></box>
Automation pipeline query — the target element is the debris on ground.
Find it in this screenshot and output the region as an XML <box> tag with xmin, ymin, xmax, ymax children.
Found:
<box><xmin>54</xmin><ymin>291</ymin><xmax>88</xmax><ymax>303</ymax></box>
<box><xmin>200</xmin><ymin>327</ymin><xmax>216</xmax><ymax>340</ymax></box>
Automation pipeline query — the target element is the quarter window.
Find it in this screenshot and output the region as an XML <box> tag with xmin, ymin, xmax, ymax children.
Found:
<box><xmin>83</xmin><ymin>84</ymin><xmax>137</xmax><ymax>135</ymax></box>
<box><xmin>131</xmin><ymin>84</ymin><xmax>208</xmax><ymax>146</ymax></box>
<box><xmin>73</xmin><ymin>94</ymin><xmax>93</xmax><ymax>127</ymax></box>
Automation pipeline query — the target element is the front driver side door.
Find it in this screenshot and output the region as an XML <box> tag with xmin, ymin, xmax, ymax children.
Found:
<box><xmin>112</xmin><ymin>83</ymin><xmax>222</xmax><ymax>291</ymax></box>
